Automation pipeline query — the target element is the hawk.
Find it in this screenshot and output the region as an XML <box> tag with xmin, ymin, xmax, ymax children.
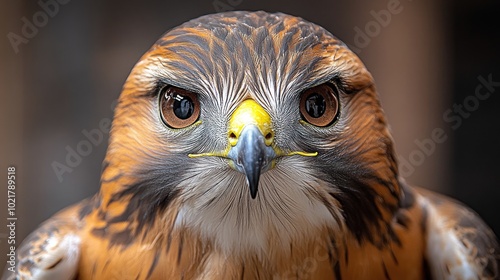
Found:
<box><xmin>3</xmin><ymin>11</ymin><xmax>499</xmax><ymax>280</ymax></box>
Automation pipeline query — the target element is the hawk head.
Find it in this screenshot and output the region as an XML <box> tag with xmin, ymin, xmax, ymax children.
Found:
<box><xmin>99</xmin><ymin>11</ymin><xmax>400</xmax><ymax>255</ymax></box>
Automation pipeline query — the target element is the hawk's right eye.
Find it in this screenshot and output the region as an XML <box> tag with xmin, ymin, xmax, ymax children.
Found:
<box><xmin>159</xmin><ymin>86</ymin><xmax>200</xmax><ymax>129</ymax></box>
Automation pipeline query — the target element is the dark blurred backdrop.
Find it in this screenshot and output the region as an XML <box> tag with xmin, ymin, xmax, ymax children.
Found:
<box><xmin>1</xmin><ymin>0</ymin><xmax>499</xmax><ymax>268</ymax></box>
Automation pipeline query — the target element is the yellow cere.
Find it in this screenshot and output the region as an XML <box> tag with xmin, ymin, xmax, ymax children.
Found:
<box><xmin>228</xmin><ymin>99</ymin><xmax>273</xmax><ymax>146</ymax></box>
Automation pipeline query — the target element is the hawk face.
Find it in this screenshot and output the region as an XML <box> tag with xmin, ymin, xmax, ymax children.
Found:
<box><xmin>101</xmin><ymin>11</ymin><xmax>400</xmax><ymax>256</ymax></box>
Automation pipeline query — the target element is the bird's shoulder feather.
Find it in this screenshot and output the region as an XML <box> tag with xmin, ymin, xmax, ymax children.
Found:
<box><xmin>416</xmin><ymin>187</ymin><xmax>499</xmax><ymax>279</ymax></box>
<box><xmin>2</xmin><ymin>203</ymin><xmax>83</xmax><ymax>280</ymax></box>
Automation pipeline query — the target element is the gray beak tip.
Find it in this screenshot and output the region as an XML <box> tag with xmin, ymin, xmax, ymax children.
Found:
<box><xmin>248</xmin><ymin>178</ymin><xmax>259</xmax><ymax>199</ymax></box>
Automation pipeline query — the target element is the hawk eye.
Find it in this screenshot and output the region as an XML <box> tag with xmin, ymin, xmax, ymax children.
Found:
<box><xmin>299</xmin><ymin>84</ymin><xmax>339</xmax><ymax>127</ymax></box>
<box><xmin>159</xmin><ymin>86</ymin><xmax>200</xmax><ymax>128</ymax></box>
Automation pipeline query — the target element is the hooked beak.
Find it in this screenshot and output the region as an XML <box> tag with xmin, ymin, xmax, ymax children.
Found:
<box><xmin>227</xmin><ymin>99</ymin><xmax>275</xmax><ymax>199</ymax></box>
<box><xmin>227</xmin><ymin>124</ymin><xmax>275</xmax><ymax>199</ymax></box>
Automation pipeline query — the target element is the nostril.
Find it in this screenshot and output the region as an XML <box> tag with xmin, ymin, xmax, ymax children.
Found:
<box><xmin>229</xmin><ymin>132</ymin><xmax>237</xmax><ymax>140</ymax></box>
<box><xmin>265</xmin><ymin>132</ymin><xmax>273</xmax><ymax>140</ymax></box>
<box><xmin>228</xmin><ymin>131</ymin><xmax>239</xmax><ymax>146</ymax></box>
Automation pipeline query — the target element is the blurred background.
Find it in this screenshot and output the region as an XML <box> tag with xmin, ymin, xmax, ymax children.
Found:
<box><xmin>1</xmin><ymin>0</ymin><xmax>499</xmax><ymax>269</ymax></box>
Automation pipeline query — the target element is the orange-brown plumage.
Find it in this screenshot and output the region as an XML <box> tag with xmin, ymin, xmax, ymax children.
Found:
<box><xmin>3</xmin><ymin>11</ymin><xmax>498</xmax><ymax>280</ymax></box>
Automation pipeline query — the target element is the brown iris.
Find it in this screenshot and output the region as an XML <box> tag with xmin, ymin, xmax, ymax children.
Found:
<box><xmin>159</xmin><ymin>86</ymin><xmax>200</xmax><ymax>128</ymax></box>
<box><xmin>299</xmin><ymin>84</ymin><xmax>339</xmax><ymax>127</ymax></box>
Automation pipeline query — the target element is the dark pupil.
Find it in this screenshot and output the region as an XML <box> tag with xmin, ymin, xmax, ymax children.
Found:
<box><xmin>305</xmin><ymin>93</ymin><xmax>326</xmax><ymax>118</ymax></box>
<box><xmin>173</xmin><ymin>95</ymin><xmax>194</xmax><ymax>119</ymax></box>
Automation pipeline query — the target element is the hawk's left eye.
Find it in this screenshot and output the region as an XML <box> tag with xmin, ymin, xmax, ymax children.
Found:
<box><xmin>299</xmin><ymin>84</ymin><xmax>339</xmax><ymax>127</ymax></box>
<box><xmin>159</xmin><ymin>86</ymin><xmax>200</xmax><ymax>129</ymax></box>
